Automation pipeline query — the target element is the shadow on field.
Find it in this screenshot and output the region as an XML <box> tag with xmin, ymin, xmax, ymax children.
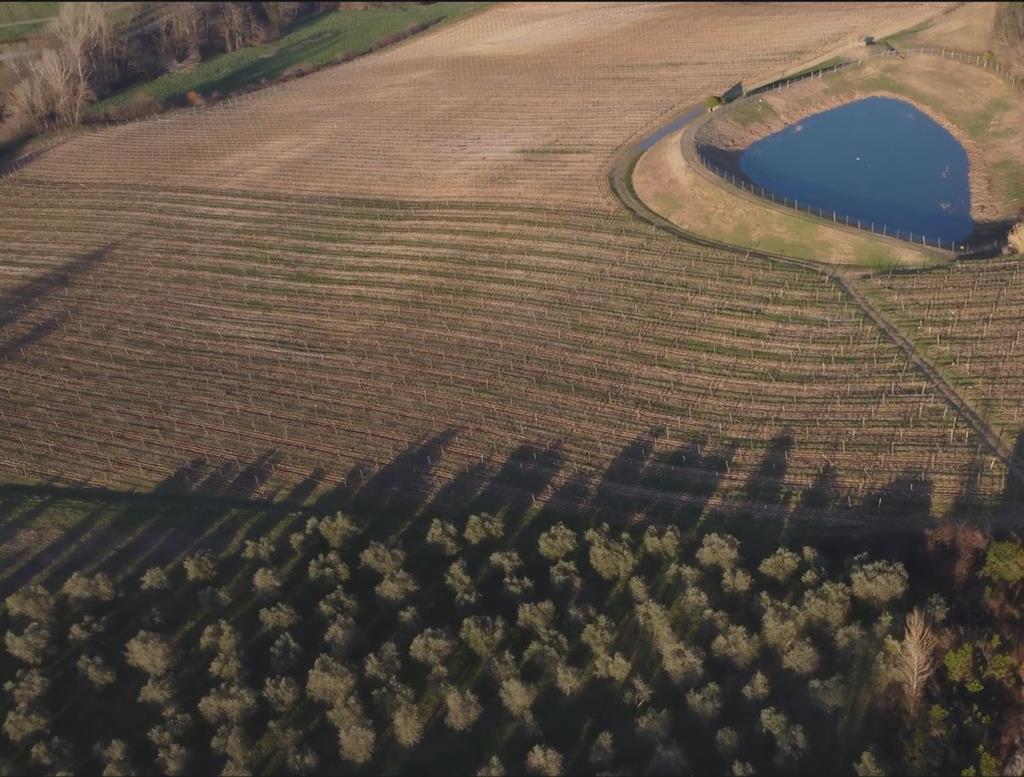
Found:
<box><xmin>1002</xmin><ymin>432</ymin><xmax>1024</xmax><ymax>508</ymax></box>
<box><xmin>0</xmin><ymin>245</ymin><xmax>114</xmax><ymax>362</ymax></box>
<box><xmin>3</xmin><ymin>425</ymin><xmax>1023</xmax><ymax>596</ymax></box>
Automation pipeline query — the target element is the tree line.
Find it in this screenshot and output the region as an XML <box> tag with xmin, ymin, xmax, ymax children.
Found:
<box><xmin>2</xmin><ymin>503</ymin><xmax>1023</xmax><ymax>775</ymax></box>
<box><xmin>2</xmin><ymin>2</ymin><xmax>344</xmax><ymax>133</ymax></box>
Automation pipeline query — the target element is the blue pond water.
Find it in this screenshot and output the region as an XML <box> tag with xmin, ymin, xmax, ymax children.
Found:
<box><xmin>739</xmin><ymin>96</ymin><xmax>973</xmax><ymax>243</ymax></box>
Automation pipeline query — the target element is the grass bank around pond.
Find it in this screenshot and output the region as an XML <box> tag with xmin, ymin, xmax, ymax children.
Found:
<box><xmin>632</xmin><ymin>123</ymin><xmax>938</xmax><ymax>269</ymax></box>
<box><xmin>634</xmin><ymin>51</ymin><xmax>1024</xmax><ymax>269</ymax></box>
<box><xmin>819</xmin><ymin>54</ymin><xmax>1024</xmax><ymax>223</ymax></box>
<box><xmin>88</xmin><ymin>2</ymin><xmax>486</xmax><ymax>118</ymax></box>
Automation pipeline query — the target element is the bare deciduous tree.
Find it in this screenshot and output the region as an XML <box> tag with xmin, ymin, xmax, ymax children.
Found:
<box><xmin>1009</xmin><ymin>222</ymin><xmax>1024</xmax><ymax>256</ymax></box>
<box><xmin>10</xmin><ymin>3</ymin><xmax>117</xmax><ymax>129</ymax></box>
<box><xmin>896</xmin><ymin>608</ymin><xmax>936</xmax><ymax>714</ymax></box>
<box><xmin>157</xmin><ymin>2</ymin><xmax>206</xmax><ymax>64</ymax></box>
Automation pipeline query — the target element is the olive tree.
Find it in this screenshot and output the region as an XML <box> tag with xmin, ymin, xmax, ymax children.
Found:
<box><xmin>460</xmin><ymin>615</ymin><xmax>505</xmax><ymax>658</ymax></box>
<box><xmin>364</xmin><ymin>642</ymin><xmax>401</xmax><ymax>684</ymax></box>
<box><xmin>140</xmin><ymin>567</ymin><xmax>170</xmax><ymax>592</ymax></box>
<box><xmin>4</xmin><ymin>585</ymin><xmax>55</xmax><ymax>623</ymax></box>
<box><xmin>427</xmin><ymin>519</ymin><xmax>461</xmax><ymax>556</ymax></box>
<box><xmin>306</xmin><ymin>655</ymin><xmax>356</xmax><ymax>706</ymax></box>
<box><xmin>125</xmin><ymin>631</ymin><xmax>173</xmax><ymax>676</ymax></box>
<box><xmin>696</xmin><ymin>533</ymin><xmax>741</xmax><ymax>570</ymax></box>
<box><xmin>538</xmin><ymin>523</ymin><xmax>577</xmax><ymax>561</ymax></box>
<box><xmin>78</xmin><ymin>655</ymin><xmax>116</xmax><ymax>688</ymax></box>
<box><xmin>499</xmin><ymin>677</ymin><xmax>536</xmax><ymax>725</ymax></box>
<box><xmin>584</xmin><ymin>525</ymin><xmax>636</xmax><ymax>582</ymax></box>
<box><xmin>263</xmin><ymin>676</ymin><xmax>300</xmax><ymax>713</ymax></box>
<box><xmin>445</xmin><ymin>559</ymin><xmax>478</xmax><ymax>606</ymax></box>
<box><xmin>62</xmin><ymin>571</ymin><xmax>116</xmax><ymax>602</ymax></box>
<box><xmin>759</xmin><ymin>548</ymin><xmax>800</xmax><ymax>583</ymax></box>
<box><xmin>391</xmin><ymin>701</ymin><xmax>425</xmax><ymax>748</ymax></box>
<box><xmin>711</xmin><ymin>624</ymin><xmax>760</xmax><ymax>668</ymax></box>
<box><xmin>442</xmin><ymin>684</ymin><xmax>482</xmax><ymax>731</ymax></box>
<box><xmin>183</xmin><ymin>550</ymin><xmax>217</xmax><ymax>582</ymax></box>
<box><xmin>5</xmin><ymin>623</ymin><xmax>52</xmax><ymax>666</ymax></box>
<box><xmin>463</xmin><ymin>513</ymin><xmax>504</xmax><ymax>545</ymax></box>
<box><xmin>526</xmin><ymin>745</ymin><xmax>563</xmax><ymax>776</ymax></box>
<box><xmin>850</xmin><ymin>559</ymin><xmax>908</xmax><ymax>607</ymax></box>
<box><xmin>409</xmin><ymin>628</ymin><xmax>455</xmax><ymax>677</ymax></box>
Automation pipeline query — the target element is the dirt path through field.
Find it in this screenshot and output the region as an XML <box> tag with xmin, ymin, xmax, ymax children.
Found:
<box><xmin>836</xmin><ymin>270</ymin><xmax>1024</xmax><ymax>487</ymax></box>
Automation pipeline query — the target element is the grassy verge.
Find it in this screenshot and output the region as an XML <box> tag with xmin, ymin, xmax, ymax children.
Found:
<box><xmin>0</xmin><ymin>2</ymin><xmax>155</xmax><ymax>45</ymax></box>
<box><xmin>0</xmin><ymin>2</ymin><xmax>59</xmax><ymax>44</ymax></box>
<box><xmin>88</xmin><ymin>2</ymin><xmax>486</xmax><ymax>117</ymax></box>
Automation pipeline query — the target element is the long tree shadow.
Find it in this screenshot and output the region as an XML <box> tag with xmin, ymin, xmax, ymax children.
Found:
<box><xmin>949</xmin><ymin>448</ymin><xmax>989</xmax><ymax>520</ymax></box>
<box><xmin>420</xmin><ymin>460</ymin><xmax>492</xmax><ymax>518</ymax></box>
<box><xmin>591</xmin><ymin>427</ymin><xmax>663</xmax><ymax>520</ymax></box>
<box><xmin>0</xmin><ymin>244</ymin><xmax>113</xmax><ymax>332</ymax></box>
<box><xmin>152</xmin><ymin>457</ymin><xmax>213</xmax><ymax>495</ymax></box>
<box><xmin>801</xmin><ymin>462</ymin><xmax>842</xmax><ymax>511</ymax></box>
<box><xmin>0</xmin><ymin>246</ymin><xmax>114</xmax><ymax>365</ymax></box>
<box><xmin>3</xmin><ymin>420</ymin><xmax>1014</xmax><ymax>603</ymax></box>
<box><xmin>999</xmin><ymin>431</ymin><xmax>1024</xmax><ymax>518</ymax></box>
<box><xmin>225</xmin><ymin>449</ymin><xmax>281</xmax><ymax>499</ymax></box>
<box><xmin>286</xmin><ymin>467</ymin><xmax>326</xmax><ymax>505</ymax></box>
<box><xmin>466</xmin><ymin>441</ymin><xmax>565</xmax><ymax>524</ymax></box>
<box><xmin>0</xmin><ymin>312</ymin><xmax>72</xmax><ymax>362</ymax></box>
<box><xmin>349</xmin><ymin>430</ymin><xmax>458</xmax><ymax>533</ymax></box>
<box><xmin>0</xmin><ymin>449</ymin><xmax>297</xmax><ymax>598</ymax></box>
<box><xmin>642</xmin><ymin>432</ymin><xmax>736</xmax><ymax>527</ymax></box>
<box><xmin>743</xmin><ymin>429</ymin><xmax>795</xmax><ymax>509</ymax></box>
<box><xmin>532</xmin><ymin>471</ymin><xmax>593</xmax><ymax>524</ymax></box>
<box><xmin>0</xmin><ymin>490</ymin><xmax>59</xmax><ymax>551</ymax></box>
<box><xmin>313</xmin><ymin>458</ymin><xmax>374</xmax><ymax>515</ymax></box>
<box><xmin>1</xmin><ymin>504</ymin><xmax>109</xmax><ymax>597</ymax></box>
<box><xmin>858</xmin><ymin>471</ymin><xmax>933</xmax><ymax>521</ymax></box>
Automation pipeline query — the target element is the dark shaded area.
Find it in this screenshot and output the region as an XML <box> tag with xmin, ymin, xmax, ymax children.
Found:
<box><xmin>0</xmin><ymin>245</ymin><xmax>112</xmax><ymax>363</ymax></box>
<box><xmin>0</xmin><ymin>313</ymin><xmax>69</xmax><ymax>363</ymax></box>
<box><xmin>4</xmin><ymin>420</ymin><xmax>1021</xmax><ymax>603</ymax></box>
<box><xmin>350</xmin><ymin>431</ymin><xmax>458</xmax><ymax>529</ymax></box>
<box><xmin>421</xmin><ymin>461</ymin><xmax>492</xmax><ymax>518</ymax></box>
<box><xmin>153</xmin><ymin>457</ymin><xmax>215</xmax><ymax>495</ymax></box>
<box><xmin>642</xmin><ymin>433</ymin><xmax>735</xmax><ymax>524</ymax></box>
<box><xmin>0</xmin><ymin>245</ymin><xmax>111</xmax><ymax>332</ymax></box>
<box><xmin>859</xmin><ymin>471</ymin><xmax>933</xmax><ymax>519</ymax></box>
<box><xmin>226</xmin><ymin>450</ymin><xmax>281</xmax><ymax>499</ymax></box>
<box><xmin>467</xmin><ymin>442</ymin><xmax>564</xmax><ymax>523</ymax></box>
<box><xmin>591</xmin><ymin>428</ymin><xmax>663</xmax><ymax>519</ymax></box>
<box><xmin>1002</xmin><ymin>431</ymin><xmax>1024</xmax><ymax>508</ymax></box>
<box><xmin>286</xmin><ymin>466</ymin><xmax>326</xmax><ymax>505</ymax></box>
<box><xmin>802</xmin><ymin>462</ymin><xmax>842</xmax><ymax>510</ymax></box>
<box><xmin>744</xmin><ymin>430</ymin><xmax>794</xmax><ymax>507</ymax></box>
<box><xmin>312</xmin><ymin>458</ymin><xmax>374</xmax><ymax>515</ymax></box>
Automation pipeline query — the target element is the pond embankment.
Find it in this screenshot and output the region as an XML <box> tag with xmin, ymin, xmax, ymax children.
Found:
<box><xmin>695</xmin><ymin>53</ymin><xmax>1024</xmax><ymax>228</ymax></box>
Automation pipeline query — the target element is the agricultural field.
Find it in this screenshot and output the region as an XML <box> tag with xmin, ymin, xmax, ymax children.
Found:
<box><xmin>2</xmin><ymin>0</ymin><xmax>997</xmax><ymax>525</ymax></box>
<box><xmin>864</xmin><ymin>257</ymin><xmax>1024</xmax><ymax>451</ymax></box>
<box><xmin>3</xmin><ymin>2</ymin><xmax>1024</xmax><ymax>775</ymax></box>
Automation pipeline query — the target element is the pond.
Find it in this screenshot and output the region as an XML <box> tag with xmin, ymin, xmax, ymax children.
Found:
<box><xmin>739</xmin><ymin>96</ymin><xmax>973</xmax><ymax>244</ymax></box>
